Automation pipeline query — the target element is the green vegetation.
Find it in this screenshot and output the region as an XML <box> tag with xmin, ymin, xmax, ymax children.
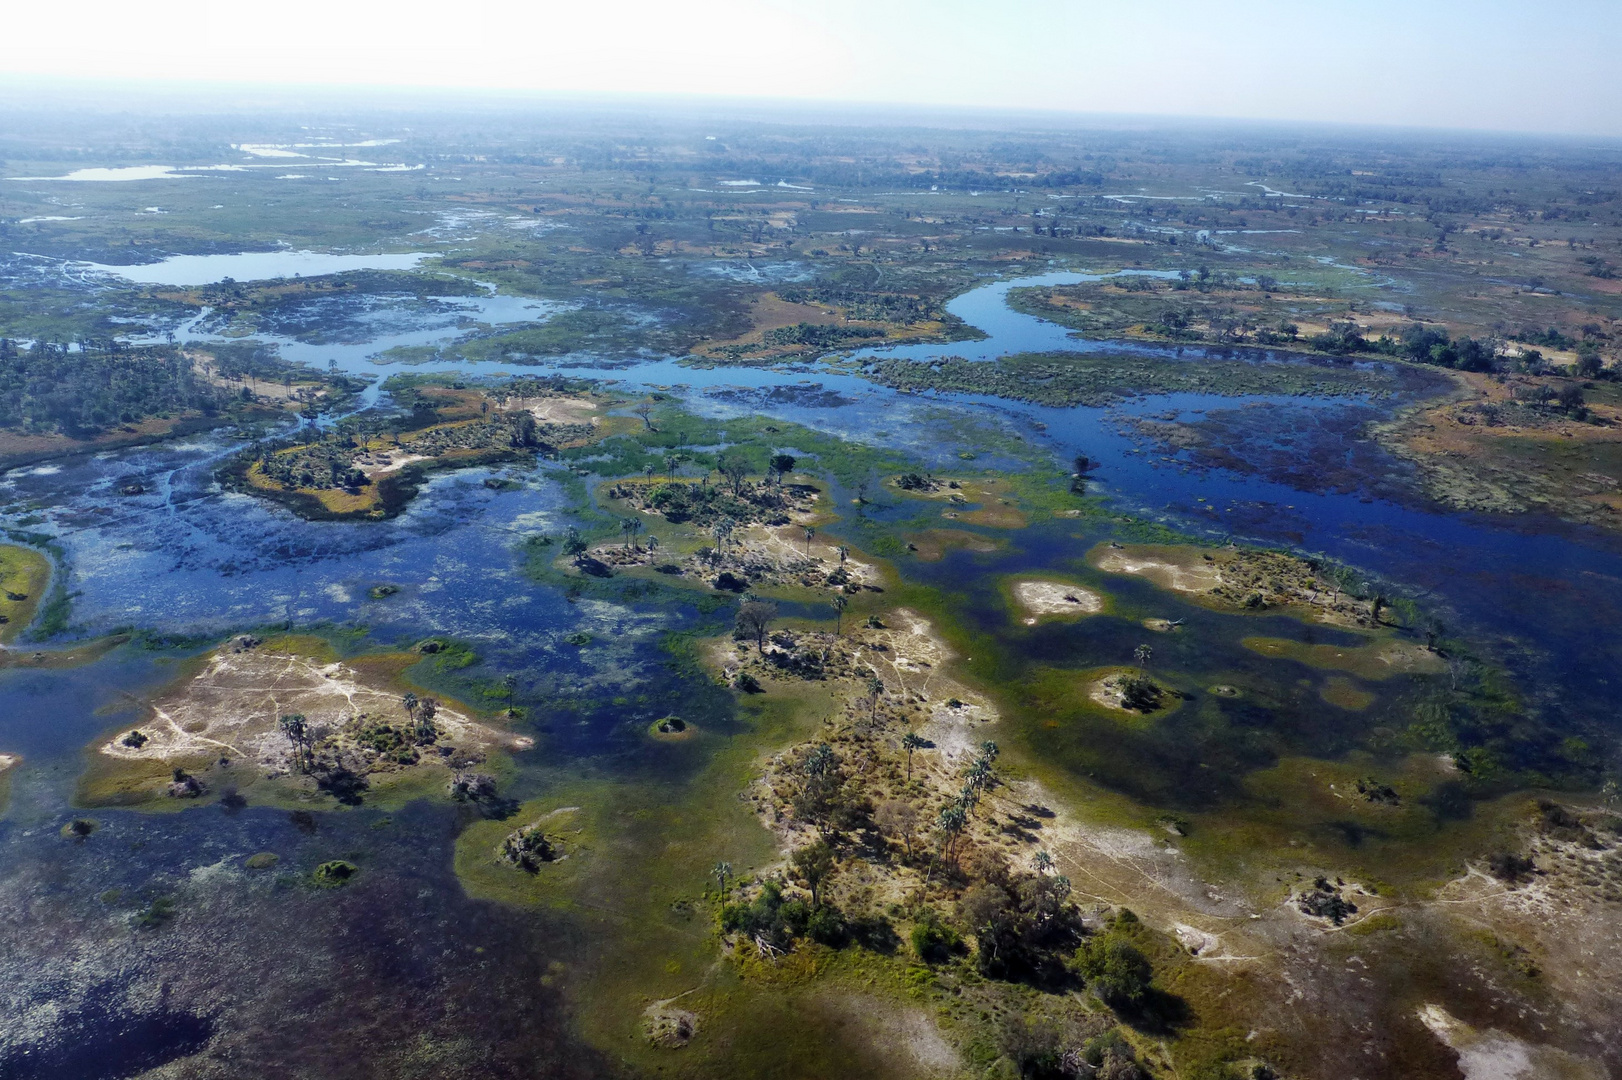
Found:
<box><xmin>0</xmin><ymin>340</ymin><xmax>225</xmax><ymax>437</ymax></box>
<box><xmin>871</xmin><ymin>349</ymin><xmax>1406</xmax><ymax>408</ymax></box>
<box><xmin>312</xmin><ymin>860</ymin><xmax>357</xmax><ymax>886</ymax></box>
<box><xmin>0</xmin><ymin>543</ymin><xmax>49</xmax><ymax>644</ymax></box>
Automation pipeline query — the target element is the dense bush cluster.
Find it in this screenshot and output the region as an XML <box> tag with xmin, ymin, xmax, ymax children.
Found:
<box><xmin>762</xmin><ymin>322</ymin><xmax>885</xmax><ymax>349</ymax></box>
<box><xmin>778</xmin><ymin>287</ymin><xmax>946</xmax><ymax>324</ymax></box>
<box><xmin>0</xmin><ymin>339</ymin><xmax>227</xmax><ymax>437</ymax></box>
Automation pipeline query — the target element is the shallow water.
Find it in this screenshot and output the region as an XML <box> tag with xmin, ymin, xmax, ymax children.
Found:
<box><xmin>9</xmin><ymin>263</ymin><xmax>1622</xmax><ymax>725</ymax></box>
<box><xmin>83</xmin><ymin>249</ymin><xmax>434</xmax><ymax>286</ymax></box>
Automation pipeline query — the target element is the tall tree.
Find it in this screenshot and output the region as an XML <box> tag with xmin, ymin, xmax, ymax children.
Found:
<box><xmin>902</xmin><ymin>731</ymin><xmax>926</xmax><ymax>780</ymax></box>
<box><xmin>791</xmin><ymin>840</ymin><xmax>835</xmax><ymax>908</ymax></box>
<box><xmin>736</xmin><ymin>600</ymin><xmax>777</xmax><ymax>652</ymax></box>
<box><xmin>278</xmin><ymin>713</ymin><xmax>311</xmax><ymax>772</ymax></box>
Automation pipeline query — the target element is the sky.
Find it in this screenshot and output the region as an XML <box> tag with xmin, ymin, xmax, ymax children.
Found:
<box><xmin>5</xmin><ymin>0</ymin><xmax>1621</xmax><ymax>136</ymax></box>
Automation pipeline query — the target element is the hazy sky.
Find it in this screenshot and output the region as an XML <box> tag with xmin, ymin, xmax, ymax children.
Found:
<box><xmin>6</xmin><ymin>0</ymin><xmax>1621</xmax><ymax>136</ymax></box>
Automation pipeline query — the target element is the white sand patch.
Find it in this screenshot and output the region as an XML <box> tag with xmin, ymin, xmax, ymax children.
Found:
<box><xmin>755</xmin><ymin>522</ymin><xmax>880</xmax><ymax>587</ymax></box>
<box><xmin>354</xmin><ymin>450</ymin><xmax>430</xmax><ymax>479</ymax></box>
<box><xmin>1417</xmin><ymin>1004</ymin><xmax>1604</xmax><ymax>1080</ymax></box>
<box><xmin>0</xmin><ymin>753</ymin><xmax>18</xmax><ymax>773</ymax></box>
<box><xmin>1012</xmin><ymin>579</ymin><xmax>1103</xmax><ymax>624</ymax></box>
<box><xmin>1088</xmin><ymin>672</ymin><xmax>1142</xmax><ymax>712</ymax></box>
<box><xmin>1172</xmin><ymin>922</ymin><xmax>1222</xmax><ymax>956</ymax></box>
<box><xmin>1094</xmin><ymin>549</ymin><xmax>1223</xmax><ymax>593</ymax></box>
<box><xmin>101</xmin><ymin>648</ymin><xmax>503</xmax><ymax>767</ymax></box>
<box><xmin>503</xmin><ymin>394</ymin><xmax>598</xmax><ymax>424</ymax></box>
<box><xmin>1017</xmin><ymin>776</ymin><xmax>1252</xmax><ymax>922</ymax></box>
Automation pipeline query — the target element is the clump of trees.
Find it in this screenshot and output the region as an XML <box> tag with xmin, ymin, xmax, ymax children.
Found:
<box><xmin>763</xmin><ymin>322</ymin><xmax>885</xmax><ymax>349</ymax></box>
<box><xmin>0</xmin><ymin>339</ymin><xmax>227</xmax><ymax>438</ymax></box>
<box><xmin>958</xmin><ymin>849</ymin><xmax>1086</xmax><ymax>984</ymax></box>
<box><xmin>499</xmin><ymin>823</ymin><xmax>563</xmax><ymax>872</ymax></box>
<box><xmin>1070</xmin><ymin>913</ymin><xmax>1155</xmax><ymax>1008</ymax></box>
<box><xmin>251</xmin><ymin>409</ymin><xmax>555</xmax><ymax>495</ymax></box>
<box><xmin>720</xmin><ymin>875</ymin><xmax>847</xmax><ymax>953</ymax></box>
<box><xmin>1296</xmin><ymin>876</ymin><xmax>1358</xmax><ymax>925</ymax></box>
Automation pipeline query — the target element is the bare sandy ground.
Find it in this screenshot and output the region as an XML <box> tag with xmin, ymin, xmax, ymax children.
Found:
<box><xmin>1418</xmin><ymin>1003</ymin><xmax>1605</xmax><ymax>1080</ymax></box>
<box><xmin>101</xmin><ymin>648</ymin><xmax>504</xmax><ymax>770</ymax></box>
<box><xmin>353</xmin><ymin>449</ymin><xmax>431</xmax><ymax>479</ymax></box>
<box><xmin>1092</xmin><ymin>548</ymin><xmax>1223</xmax><ymax>593</ymax></box>
<box><xmin>1011</xmin><ymin>579</ymin><xmax>1103</xmax><ymax>624</ymax></box>
<box><xmin>506</xmin><ymin>394</ymin><xmax>599</xmax><ymax>425</ymax></box>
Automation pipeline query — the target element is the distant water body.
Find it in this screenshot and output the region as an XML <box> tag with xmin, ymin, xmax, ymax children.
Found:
<box><xmin>81</xmin><ymin>249</ymin><xmax>434</xmax><ymax>287</ymax></box>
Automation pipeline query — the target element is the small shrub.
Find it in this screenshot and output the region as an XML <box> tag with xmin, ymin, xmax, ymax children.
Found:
<box><xmin>909</xmin><ymin>908</ymin><xmax>961</xmax><ymax>962</ymax></box>
<box><xmin>312</xmin><ymin>860</ymin><xmax>357</xmax><ymax>887</ymax></box>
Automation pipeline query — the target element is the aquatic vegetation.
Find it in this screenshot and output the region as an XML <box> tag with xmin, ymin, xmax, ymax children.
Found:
<box><xmin>870</xmin><ymin>348</ymin><xmax>1404</xmax><ymax>408</ymax></box>
<box><xmin>1241</xmin><ymin>635</ymin><xmax>1444</xmax><ymax>680</ymax></box>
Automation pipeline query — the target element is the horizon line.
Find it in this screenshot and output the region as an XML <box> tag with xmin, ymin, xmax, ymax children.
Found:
<box><xmin>2</xmin><ymin>74</ymin><xmax>1620</xmax><ymax>147</ymax></box>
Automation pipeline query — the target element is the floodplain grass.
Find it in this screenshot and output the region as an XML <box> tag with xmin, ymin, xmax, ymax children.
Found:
<box><xmin>0</xmin><ymin>543</ymin><xmax>50</xmax><ymax>644</ymax></box>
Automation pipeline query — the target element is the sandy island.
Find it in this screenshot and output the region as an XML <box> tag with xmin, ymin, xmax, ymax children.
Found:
<box><xmin>1011</xmin><ymin>579</ymin><xmax>1104</xmax><ymax>625</ymax></box>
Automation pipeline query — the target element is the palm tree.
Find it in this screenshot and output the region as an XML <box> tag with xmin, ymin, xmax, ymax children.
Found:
<box><xmin>402</xmin><ymin>692</ymin><xmax>418</xmax><ymax>729</ymax></box>
<box><xmin>503</xmin><ymin>674</ymin><xmax>518</xmax><ymax>715</ymax></box>
<box><xmin>837</xmin><ymin>546</ymin><xmax>849</xmax><ymax>565</ymax></box>
<box><xmin>832</xmin><ymin>594</ymin><xmax>848</xmax><ymax>635</ymax></box>
<box><xmin>867</xmin><ymin>677</ymin><xmax>884</xmax><ymax>720</ymax></box>
<box><xmin>712</xmin><ymin>860</ymin><xmax>733</xmax><ymax>900</ymax></box>
<box><xmin>1033</xmin><ymin>850</ymin><xmax>1055</xmax><ymax>875</ymax></box>
<box><xmin>564</xmin><ymin>527</ymin><xmax>588</xmax><ymax>566</ymax></box>
<box><xmin>416</xmin><ymin>697</ymin><xmax>439</xmax><ymax>741</ymax></box>
<box><xmin>937</xmin><ymin>803</ymin><xmax>968</xmax><ymax>866</ymax></box>
<box><xmin>1134</xmin><ymin>643</ymin><xmax>1152</xmax><ymax>676</ymax></box>
<box><xmin>278</xmin><ymin>713</ymin><xmax>310</xmax><ymax>772</ymax></box>
<box><xmin>966</xmin><ymin>758</ymin><xmax>992</xmax><ymax>795</ymax></box>
<box><xmin>804</xmin><ymin>742</ymin><xmax>837</xmax><ymax>779</ymax></box>
<box><xmin>803</xmin><ymin>526</ymin><xmax>815</xmax><ymax>555</ymax></box>
<box><xmin>901</xmin><ymin>731</ymin><xmax>925</xmax><ymax>780</ymax></box>
<box><xmin>979</xmin><ymin>740</ymin><xmax>999</xmax><ymax>763</ymax></box>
